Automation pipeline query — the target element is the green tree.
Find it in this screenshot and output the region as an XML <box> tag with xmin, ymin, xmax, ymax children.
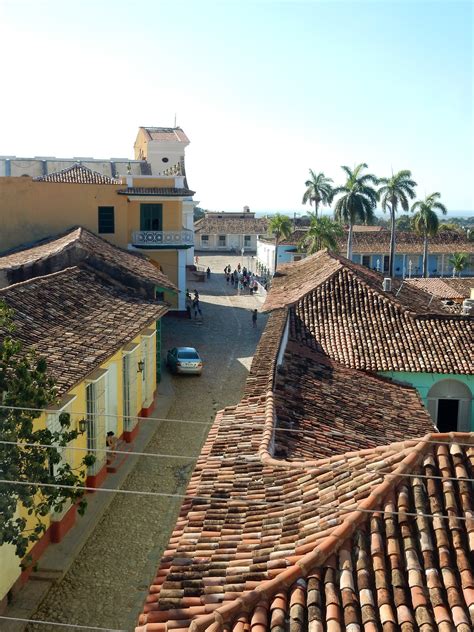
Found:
<box><xmin>396</xmin><ymin>214</ymin><xmax>413</xmax><ymax>231</ymax></box>
<box><xmin>299</xmin><ymin>216</ymin><xmax>343</xmax><ymax>254</ymax></box>
<box><xmin>193</xmin><ymin>207</ymin><xmax>206</xmax><ymax>222</ymax></box>
<box><xmin>302</xmin><ymin>170</ymin><xmax>333</xmax><ymax>218</ymax></box>
<box><xmin>378</xmin><ymin>170</ymin><xmax>417</xmax><ymax>278</ymax></box>
<box><xmin>411</xmin><ymin>193</ymin><xmax>447</xmax><ymax>278</ymax></box>
<box><xmin>332</xmin><ymin>163</ymin><xmax>379</xmax><ymax>260</ymax></box>
<box><xmin>0</xmin><ymin>302</ymin><xmax>92</xmax><ymax>559</ymax></box>
<box><xmin>449</xmin><ymin>252</ymin><xmax>469</xmax><ymax>277</ymax></box>
<box><xmin>268</xmin><ymin>213</ymin><xmax>293</xmax><ymax>273</ymax></box>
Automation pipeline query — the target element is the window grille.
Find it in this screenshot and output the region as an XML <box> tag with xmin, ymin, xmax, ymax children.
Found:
<box><xmin>86</xmin><ymin>374</ymin><xmax>107</xmax><ymax>476</ymax></box>
<box><xmin>98</xmin><ymin>206</ymin><xmax>115</xmax><ymax>234</ymax></box>
<box><xmin>141</xmin><ymin>331</ymin><xmax>156</xmax><ymax>407</ymax></box>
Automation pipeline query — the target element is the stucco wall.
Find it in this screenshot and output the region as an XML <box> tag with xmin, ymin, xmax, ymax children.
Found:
<box><xmin>379</xmin><ymin>371</ymin><xmax>474</xmax><ymax>430</ymax></box>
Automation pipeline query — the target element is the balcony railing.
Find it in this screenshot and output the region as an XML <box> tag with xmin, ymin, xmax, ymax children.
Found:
<box><xmin>131</xmin><ymin>229</ymin><xmax>194</xmax><ymax>247</ymax></box>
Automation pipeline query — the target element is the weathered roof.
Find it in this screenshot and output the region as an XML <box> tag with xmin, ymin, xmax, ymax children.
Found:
<box><xmin>194</xmin><ymin>216</ymin><xmax>269</xmax><ymax>236</ymax></box>
<box><xmin>33</xmin><ymin>163</ymin><xmax>121</xmax><ymax>184</ymax></box>
<box><xmin>0</xmin><ymin>226</ymin><xmax>177</xmax><ymax>292</ymax></box>
<box><xmin>336</xmin><ymin>229</ymin><xmax>474</xmax><ymax>254</ymax></box>
<box><xmin>407</xmin><ymin>277</ymin><xmax>474</xmax><ymax>300</ymax></box>
<box><xmin>274</xmin><ymin>342</ymin><xmax>434</xmax><ymax>461</ymax></box>
<box><xmin>0</xmin><ymin>266</ymin><xmax>168</xmax><ymax>394</ymax></box>
<box><xmin>117</xmin><ymin>187</ymin><xmax>195</xmax><ymax>197</ymax></box>
<box><xmin>141</xmin><ymin>127</ymin><xmax>190</xmax><ymax>144</ymax></box>
<box><xmin>136</xmin><ymin>307</ymin><xmax>466</xmax><ymax>632</ymax></box>
<box><xmin>263</xmin><ymin>250</ymin><xmax>473</xmax><ymax>374</ymax></box>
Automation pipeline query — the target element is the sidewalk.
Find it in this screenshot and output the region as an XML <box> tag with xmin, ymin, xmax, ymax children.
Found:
<box><xmin>2</xmin><ymin>372</ymin><xmax>175</xmax><ymax>632</ymax></box>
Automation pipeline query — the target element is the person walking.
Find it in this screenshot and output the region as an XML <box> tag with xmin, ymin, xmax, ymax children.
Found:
<box><xmin>185</xmin><ymin>291</ymin><xmax>192</xmax><ymax>319</ymax></box>
<box><xmin>193</xmin><ymin>294</ymin><xmax>202</xmax><ymax>319</ymax></box>
<box><xmin>207</xmin><ymin>266</ymin><xmax>211</xmax><ymax>279</ymax></box>
<box><xmin>252</xmin><ymin>309</ymin><xmax>258</xmax><ymax>328</ymax></box>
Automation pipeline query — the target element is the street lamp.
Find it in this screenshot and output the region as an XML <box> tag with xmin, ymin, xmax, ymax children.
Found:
<box><xmin>241</xmin><ymin>247</ymin><xmax>245</xmax><ymax>267</ymax></box>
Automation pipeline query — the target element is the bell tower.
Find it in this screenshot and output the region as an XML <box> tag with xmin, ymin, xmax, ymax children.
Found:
<box><xmin>134</xmin><ymin>127</ymin><xmax>190</xmax><ymax>176</ymax></box>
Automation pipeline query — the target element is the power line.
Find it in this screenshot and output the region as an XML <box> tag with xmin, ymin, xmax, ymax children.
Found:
<box><xmin>0</xmin><ymin>404</ymin><xmax>212</xmax><ymax>426</ymax></box>
<box><xmin>0</xmin><ymin>439</ymin><xmax>198</xmax><ymax>461</ymax></box>
<box><xmin>0</xmin><ymin>478</ymin><xmax>473</xmax><ymax>523</ymax></box>
<box><xmin>0</xmin><ymin>615</ymin><xmax>126</xmax><ymax>631</ymax></box>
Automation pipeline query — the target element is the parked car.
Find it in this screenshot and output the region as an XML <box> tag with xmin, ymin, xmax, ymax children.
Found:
<box><xmin>166</xmin><ymin>347</ymin><xmax>203</xmax><ymax>375</ymax></box>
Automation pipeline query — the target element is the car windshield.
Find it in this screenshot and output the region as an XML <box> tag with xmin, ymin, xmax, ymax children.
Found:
<box><xmin>178</xmin><ymin>350</ymin><xmax>200</xmax><ymax>360</ymax></box>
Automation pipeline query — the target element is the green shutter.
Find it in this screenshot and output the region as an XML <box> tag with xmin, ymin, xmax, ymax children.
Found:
<box><xmin>140</xmin><ymin>204</ymin><xmax>163</xmax><ymax>231</ymax></box>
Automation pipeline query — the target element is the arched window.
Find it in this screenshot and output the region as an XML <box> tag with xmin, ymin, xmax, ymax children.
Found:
<box><xmin>427</xmin><ymin>380</ymin><xmax>472</xmax><ymax>432</ymax></box>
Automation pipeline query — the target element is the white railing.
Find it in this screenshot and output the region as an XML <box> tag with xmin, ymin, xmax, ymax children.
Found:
<box><xmin>131</xmin><ymin>229</ymin><xmax>194</xmax><ymax>246</ymax></box>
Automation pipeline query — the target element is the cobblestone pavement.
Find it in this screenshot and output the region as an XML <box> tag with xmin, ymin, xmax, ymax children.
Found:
<box><xmin>25</xmin><ymin>255</ymin><xmax>267</xmax><ymax>632</ymax></box>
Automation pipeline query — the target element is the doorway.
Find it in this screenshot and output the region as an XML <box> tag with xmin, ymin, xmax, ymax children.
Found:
<box><xmin>436</xmin><ymin>399</ymin><xmax>459</xmax><ymax>432</ymax></box>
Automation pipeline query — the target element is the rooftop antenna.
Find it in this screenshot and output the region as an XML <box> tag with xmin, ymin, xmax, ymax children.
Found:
<box><xmin>174</xmin><ymin>113</ymin><xmax>177</xmax><ymax>127</ymax></box>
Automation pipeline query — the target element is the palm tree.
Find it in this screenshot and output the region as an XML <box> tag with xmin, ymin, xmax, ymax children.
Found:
<box><xmin>299</xmin><ymin>216</ymin><xmax>343</xmax><ymax>254</ymax></box>
<box><xmin>449</xmin><ymin>252</ymin><xmax>469</xmax><ymax>277</ymax></box>
<box><xmin>332</xmin><ymin>163</ymin><xmax>379</xmax><ymax>259</ymax></box>
<box><xmin>268</xmin><ymin>213</ymin><xmax>293</xmax><ymax>273</ymax></box>
<box><xmin>302</xmin><ymin>170</ymin><xmax>334</xmax><ymax>218</ymax></box>
<box><xmin>411</xmin><ymin>193</ymin><xmax>447</xmax><ymax>277</ymax></box>
<box><xmin>378</xmin><ymin>170</ymin><xmax>417</xmax><ymax>278</ymax></box>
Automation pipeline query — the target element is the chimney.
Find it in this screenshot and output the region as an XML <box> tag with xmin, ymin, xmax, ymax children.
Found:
<box><xmin>382</xmin><ymin>278</ymin><xmax>392</xmax><ymax>292</ymax></box>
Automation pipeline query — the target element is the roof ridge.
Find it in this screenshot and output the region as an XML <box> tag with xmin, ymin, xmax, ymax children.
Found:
<box><xmin>0</xmin><ymin>265</ymin><xmax>81</xmax><ymax>293</ymax></box>
<box><xmin>183</xmin><ymin>435</ymin><xmax>432</xmax><ymax>632</ymax></box>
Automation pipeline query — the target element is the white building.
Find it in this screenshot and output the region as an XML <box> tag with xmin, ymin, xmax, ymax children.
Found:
<box><xmin>194</xmin><ymin>208</ymin><xmax>268</xmax><ymax>253</ymax></box>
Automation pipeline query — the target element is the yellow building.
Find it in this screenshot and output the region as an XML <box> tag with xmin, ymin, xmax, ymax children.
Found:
<box><xmin>0</xmin><ymin>236</ymin><xmax>170</xmax><ymax>611</ymax></box>
<box><xmin>0</xmin><ymin>127</ymin><xmax>196</xmax><ymax>310</ymax></box>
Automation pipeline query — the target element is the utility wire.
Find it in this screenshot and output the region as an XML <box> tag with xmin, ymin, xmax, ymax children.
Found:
<box><xmin>0</xmin><ymin>439</ymin><xmax>198</xmax><ymax>461</ymax></box>
<box><xmin>0</xmin><ymin>615</ymin><xmax>126</xmax><ymax>631</ymax></box>
<box><xmin>0</xmin><ymin>478</ymin><xmax>473</xmax><ymax>523</ymax></box>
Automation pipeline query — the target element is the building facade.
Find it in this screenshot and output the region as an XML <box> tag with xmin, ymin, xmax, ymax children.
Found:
<box><xmin>0</xmin><ymin>127</ymin><xmax>196</xmax><ymax>310</ymax></box>
<box><xmin>194</xmin><ymin>209</ymin><xmax>268</xmax><ymax>253</ymax></box>
<box><xmin>0</xmin><ymin>236</ymin><xmax>170</xmax><ymax>611</ymax></box>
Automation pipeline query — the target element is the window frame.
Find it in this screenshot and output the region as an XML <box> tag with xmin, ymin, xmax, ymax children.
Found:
<box><xmin>98</xmin><ymin>206</ymin><xmax>115</xmax><ymax>234</ymax></box>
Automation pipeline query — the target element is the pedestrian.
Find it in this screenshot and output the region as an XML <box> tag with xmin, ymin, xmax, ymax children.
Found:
<box><xmin>252</xmin><ymin>309</ymin><xmax>258</xmax><ymax>327</ymax></box>
<box><xmin>195</xmin><ymin>255</ymin><xmax>199</xmax><ymax>265</ymax></box>
<box><xmin>207</xmin><ymin>266</ymin><xmax>211</xmax><ymax>279</ymax></box>
<box><xmin>193</xmin><ymin>295</ymin><xmax>202</xmax><ymax>319</ymax></box>
<box><xmin>226</xmin><ymin>274</ymin><xmax>230</xmax><ymax>284</ymax></box>
<box><xmin>237</xmin><ymin>263</ymin><xmax>241</xmax><ymax>273</ymax></box>
<box><xmin>185</xmin><ymin>291</ymin><xmax>192</xmax><ymax>319</ymax></box>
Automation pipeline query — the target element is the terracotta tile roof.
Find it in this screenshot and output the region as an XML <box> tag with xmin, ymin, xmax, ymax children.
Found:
<box><xmin>0</xmin><ymin>266</ymin><xmax>168</xmax><ymax>394</ymax></box>
<box><xmin>136</xmin><ymin>308</ymin><xmax>444</xmax><ymax>632</ymax></box>
<box><xmin>33</xmin><ymin>163</ymin><xmax>120</xmax><ymax>184</ymax></box>
<box><xmin>273</xmin><ymin>342</ymin><xmax>434</xmax><ymax>461</ymax></box>
<box><xmin>194</xmin><ymin>216</ymin><xmax>269</xmax><ymax>236</ymax></box>
<box><xmin>263</xmin><ymin>250</ymin><xmax>473</xmax><ymax>374</ymax></box>
<box><xmin>117</xmin><ymin>187</ymin><xmax>195</xmax><ymax>197</ymax></box>
<box><xmin>407</xmin><ymin>277</ymin><xmax>474</xmax><ymax>300</ymax></box>
<box><xmin>142</xmin><ymin>126</ymin><xmax>190</xmax><ymax>143</ymax></box>
<box><xmin>0</xmin><ymin>226</ymin><xmax>177</xmax><ymax>292</ymax></box>
<box><xmin>336</xmin><ymin>229</ymin><xmax>474</xmax><ymax>254</ymax></box>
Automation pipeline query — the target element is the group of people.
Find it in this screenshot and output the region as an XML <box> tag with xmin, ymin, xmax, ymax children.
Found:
<box><xmin>224</xmin><ymin>264</ymin><xmax>259</xmax><ymax>295</ymax></box>
<box><xmin>185</xmin><ymin>289</ymin><xmax>203</xmax><ymax>319</ymax></box>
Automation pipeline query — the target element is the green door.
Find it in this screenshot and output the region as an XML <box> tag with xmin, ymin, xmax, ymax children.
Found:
<box><xmin>140</xmin><ymin>204</ymin><xmax>163</xmax><ymax>231</ymax></box>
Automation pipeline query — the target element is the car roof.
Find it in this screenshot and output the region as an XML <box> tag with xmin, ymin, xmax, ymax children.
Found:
<box><xmin>176</xmin><ymin>346</ymin><xmax>198</xmax><ymax>352</ymax></box>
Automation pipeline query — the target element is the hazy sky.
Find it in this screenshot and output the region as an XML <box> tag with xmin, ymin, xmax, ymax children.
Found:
<box><xmin>0</xmin><ymin>0</ymin><xmax>472</xmax><ymax>212</ymax></box>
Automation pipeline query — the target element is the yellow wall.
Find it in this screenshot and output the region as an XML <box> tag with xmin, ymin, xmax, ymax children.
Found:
<box><xmin>0</xmin><ymin>177</ymin><xmax>186</xmax><ymax>252</ymax></box>
<box><xmin>0</xmin><ymin>323</ymin><xmax>158</xmax><ymax>604</ymax></box>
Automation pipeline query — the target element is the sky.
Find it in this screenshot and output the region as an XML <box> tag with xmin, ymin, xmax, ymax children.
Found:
<box><xmin>0</xmin><ymin>0</ymin><xmax>472</xmax><ymax>214</ymax></box>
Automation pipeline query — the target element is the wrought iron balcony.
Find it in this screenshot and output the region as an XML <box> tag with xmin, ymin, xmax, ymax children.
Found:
<box><xmin>131</xmin><ymin>229</ymin><xmax>194</xmax><ymax>247</ymax></box>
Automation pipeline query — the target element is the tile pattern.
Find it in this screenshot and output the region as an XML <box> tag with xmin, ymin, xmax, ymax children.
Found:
<box><xmin>117</xmin><ymin>187</ymin><xmax>195</xmax><ymax>197</ymax></box>
<box><xmin>194</xmin><ymin>217</ymin><xmax>269</xmax><ymax>236</ymax></box>
<box><xmin>0</xmin><ymin>226</ymin><xmax>177</xmax><ymax>291</ymax></box>
<box><xmin>142</xmin><ymin>127</ymin><xmax>190</xmax><ymax>143</ymax></box>
<box><xmin>33</xmin><ymin>163</ymin><xmax>120</xmax><ymax>184</ymax></box>
<box><xmin>408</xmin><ymin>277</ymin><xmax>474</xmax><ymax>300</ymax></box>
<box><xmin>0</xmin><ymin>266</ymin><xmax>168</xmax><ymax>394</ymax></box>
<box><xmin>264</xmin><ymin>250</ymin><xmax>473</xmax><ymax>374</ymax></box>
<box><xmin>136</xmin><ymin>307</ymin><xmax>452</xmax><ymax>632</ymax></box>
<box><xmin>273</xmin><ymin>342</ymin><xmax>434</xmax><ymax>460</ymax></box>
<box><xmin>336</xmin><ymin>229</ymin><xmax>474</xmax><ymax>254</ymax></box>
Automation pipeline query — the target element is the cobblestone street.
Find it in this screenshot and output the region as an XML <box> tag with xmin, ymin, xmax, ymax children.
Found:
<box><xmin>25</xmin><ymin>255</ymin><xmax>267</xmax><ymax>632</ymax></box>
